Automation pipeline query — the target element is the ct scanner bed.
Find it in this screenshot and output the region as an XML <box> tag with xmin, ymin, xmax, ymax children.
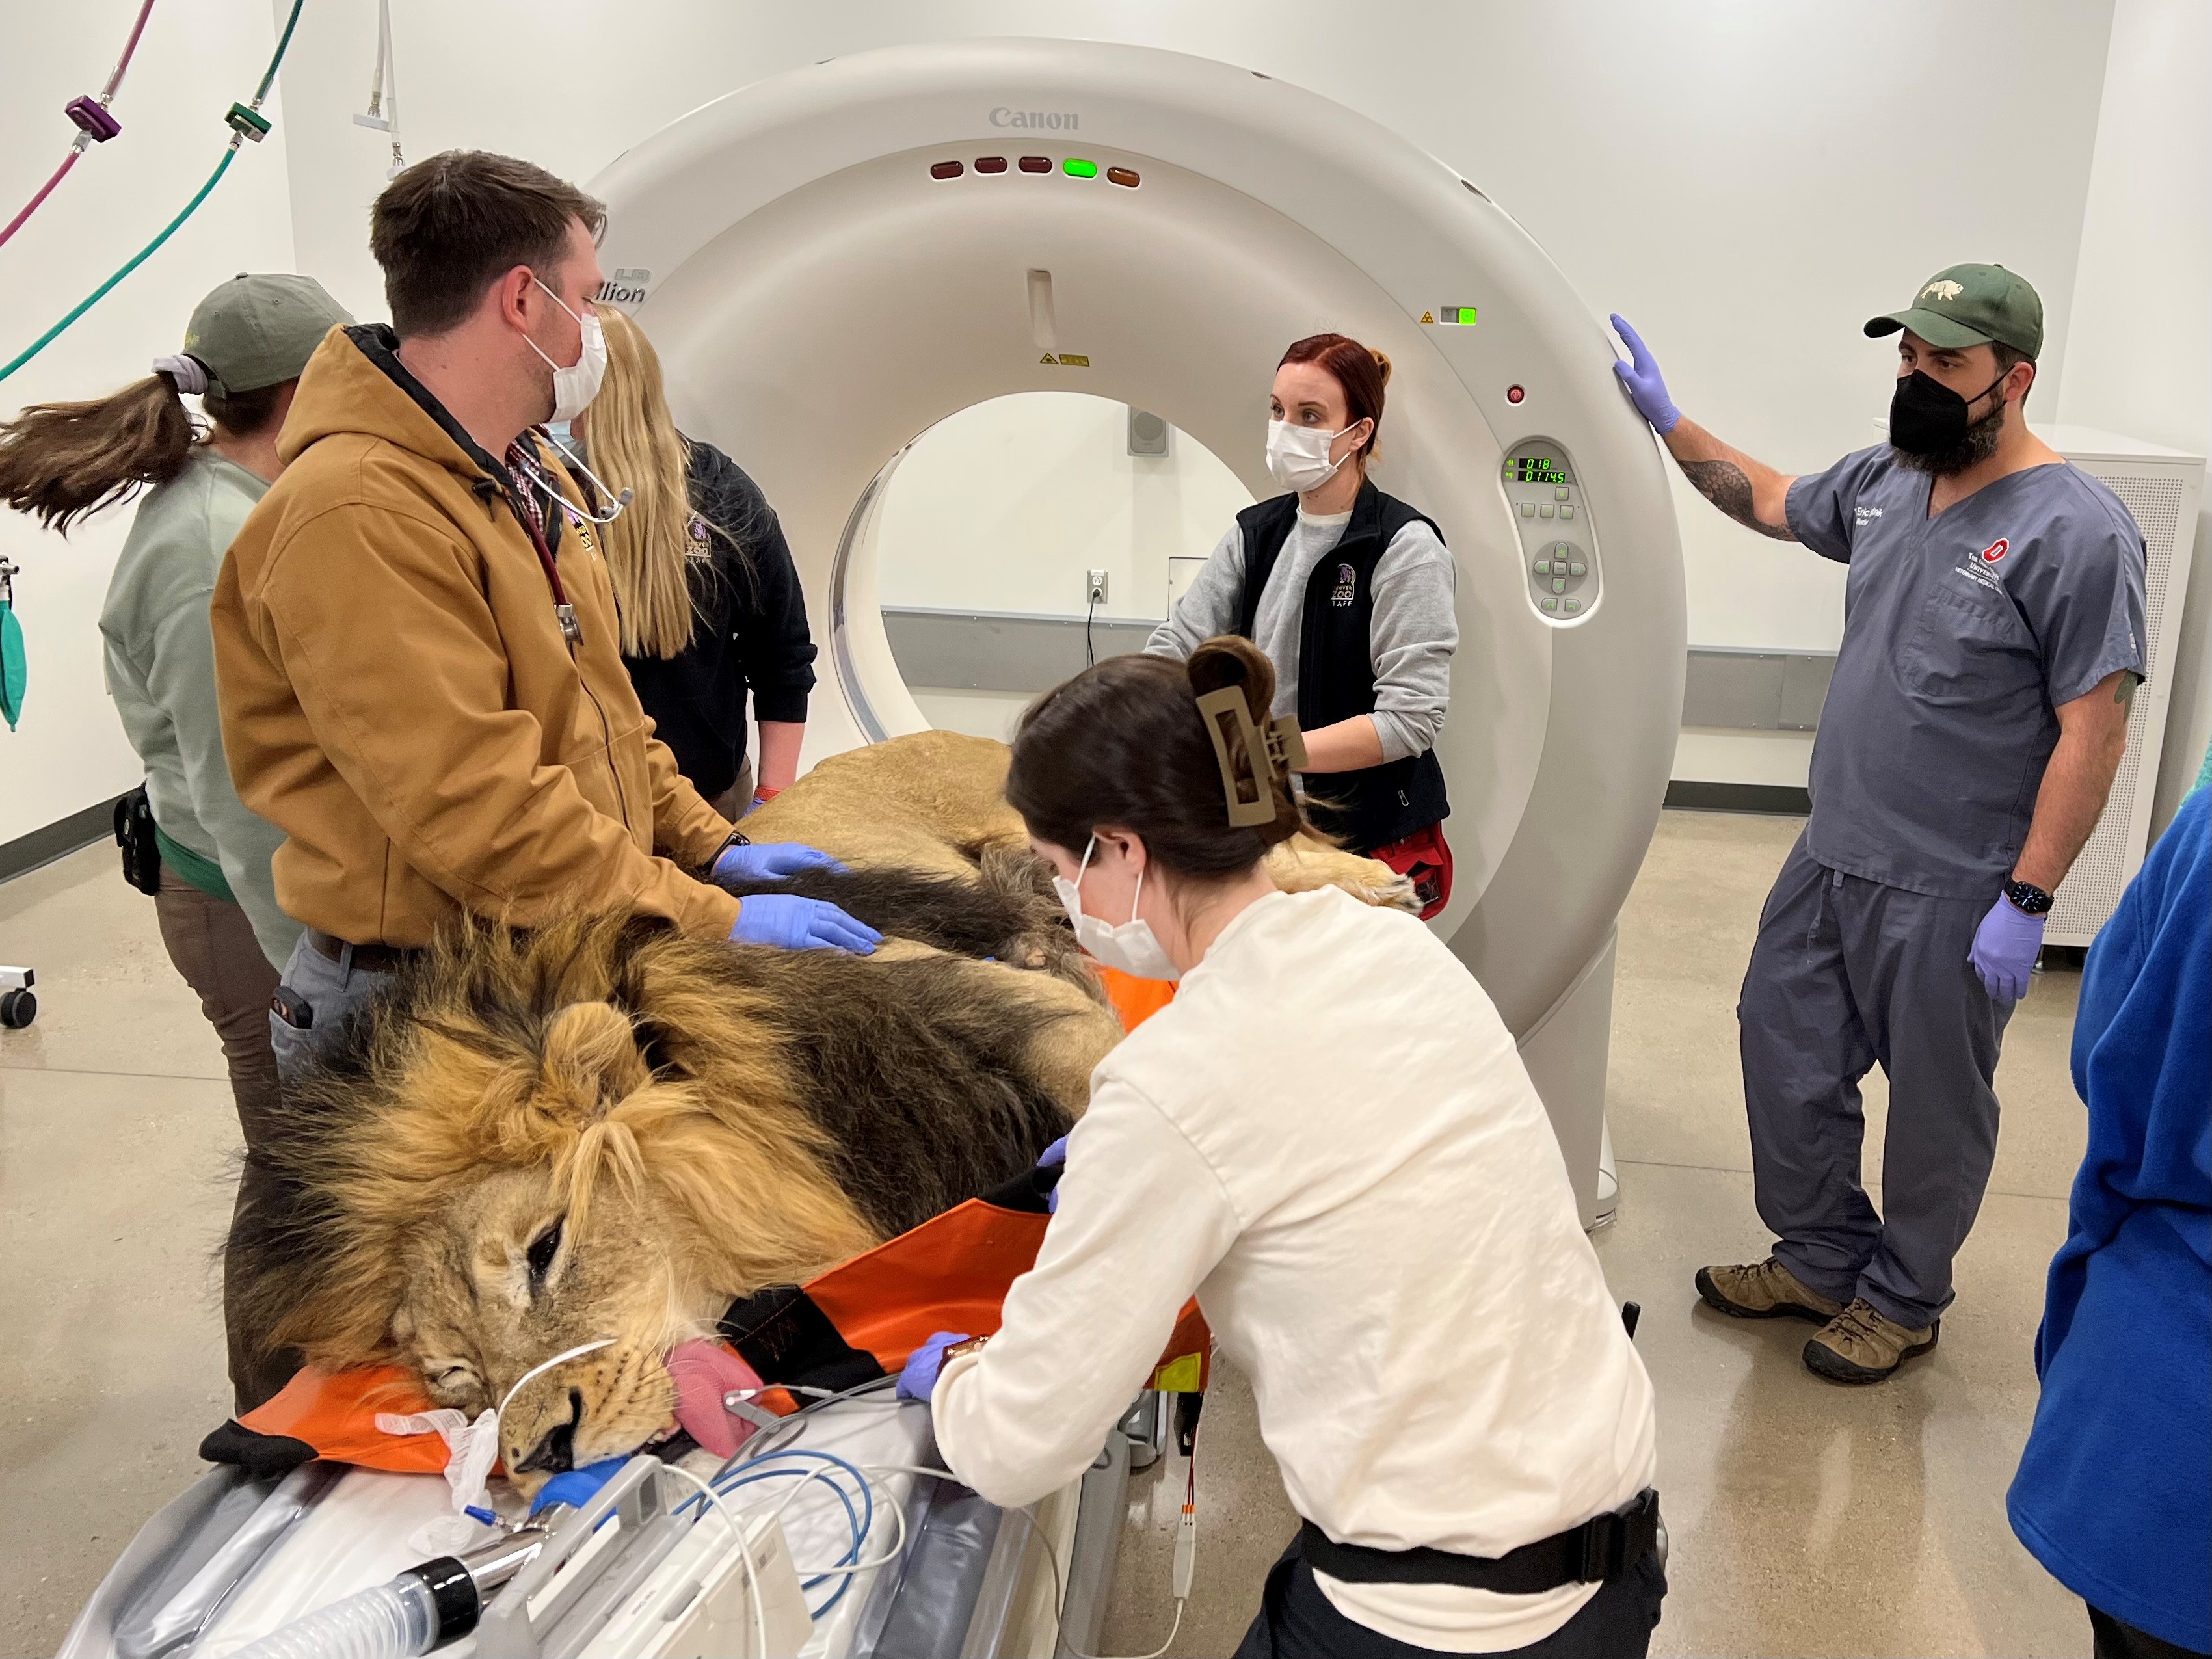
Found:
<box><xmin>61</xmin><ymin>1398</ymin><xmax>1134</xmax><ymax>1659</ymax></box>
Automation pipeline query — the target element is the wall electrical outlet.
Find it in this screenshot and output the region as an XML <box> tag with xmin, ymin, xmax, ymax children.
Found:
<box><xmin>1086</xmin><ymin>569</ymin><xmax>1108</xmax><ymax>605</ymax></box>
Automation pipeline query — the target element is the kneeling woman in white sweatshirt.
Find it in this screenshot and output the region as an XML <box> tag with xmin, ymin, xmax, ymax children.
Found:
<box><xmin>898</xmin><ymin>635</ymin><xmax>1664</xmax><ymax>1659</ymax></box>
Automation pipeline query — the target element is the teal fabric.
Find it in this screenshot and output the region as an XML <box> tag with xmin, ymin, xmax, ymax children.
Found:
<box><xmin>99</xmin><ymin>447</ymin><xmax>298</xmax><ymax>967</ymax></box>
<box><xmin>155</xmin><ymin>824</ymin><xmax>236</xmax><ymax>904</ymax></box>
<box><xmin>0</xmin><ymin>598</ymin><xmax>22</xmax><ymax>730</ymax></box>
<box><xmin>2196</xmin><ymin>731</ymin><xmax>2210</xmax><ymax>795</ymax></box>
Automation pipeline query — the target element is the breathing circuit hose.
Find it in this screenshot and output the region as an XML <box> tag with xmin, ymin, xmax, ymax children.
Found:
<box><xmin>225</xmin><ymin>1571</ymin><xmax>444</xmax><ymax>1659</ymax></box>
<box><xmin>228</xmin><ymin>1506</ymin><xmax>567</xmax><ymax>1659</ymax></box>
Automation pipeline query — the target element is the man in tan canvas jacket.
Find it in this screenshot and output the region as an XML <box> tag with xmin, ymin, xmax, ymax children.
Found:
<box><xmin>214</xmin><ymin>151</ymin><xmax>877</xmax><ymax>1083</ymax></box>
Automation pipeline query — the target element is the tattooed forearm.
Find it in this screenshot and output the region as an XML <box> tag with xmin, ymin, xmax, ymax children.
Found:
<box><xmin>1678</xmin><ymin>458</ymin><xmax>1794</xmax><ymax>540</ymax></box>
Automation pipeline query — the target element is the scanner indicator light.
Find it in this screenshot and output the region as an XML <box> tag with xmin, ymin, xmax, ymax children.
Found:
<box><xmin>929</xmin><ymin>160</ymin><xmax>963</xmax><ymax>179</ymax></box>
<box><xmin>1107</xmin><ymin>166</ymin><xmax>1141</xmax><ymax>187</ymax></box>
<box><xmin>975</xmin><ymin>155</ymin><xmax>1008</xmax><ymax>173</ymax></box>
<box><xmin>1017</xmin><ymin>155</ymin><xmax>1051</xmax><ymax>174</ymax></box>
<box><xmin>1063</xmin><ymin>157</ymin><xmax>1098</xmax><ymax>178</ymax></box>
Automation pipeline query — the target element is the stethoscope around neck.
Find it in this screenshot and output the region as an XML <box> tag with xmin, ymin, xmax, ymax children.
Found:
<box><xmin>512</xmin><ymin>425</ymin><xmax>633</xmax><ymax>526</ymax></box>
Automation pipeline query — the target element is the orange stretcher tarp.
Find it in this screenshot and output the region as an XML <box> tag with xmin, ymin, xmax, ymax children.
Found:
<box><xmin>234</xmin><ymin>1364</ymin><xmax>447</xmax><ymax>1474</ymax></box>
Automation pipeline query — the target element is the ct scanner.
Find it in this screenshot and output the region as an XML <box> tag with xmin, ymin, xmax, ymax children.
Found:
<box><xmin>64</xmin><ymin>41</ymin><xmax>1689</xmax><ymax>1659</ymax></box>
<box><xmin>594</xmin><ymin>37</ymin><xmax>1688</xmax><ymax>1225</ymax></box>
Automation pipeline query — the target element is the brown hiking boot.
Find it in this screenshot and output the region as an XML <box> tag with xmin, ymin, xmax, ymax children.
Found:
<box><xmin>1804</xmin><ymin>1299</ymin><xmax>1939</xmax><ymax>1383</ymax></box>
<box><xmin>1695</xmin><ymin>1258</ymin><xmax>1843</xmax><ymax>1323</ymax></box>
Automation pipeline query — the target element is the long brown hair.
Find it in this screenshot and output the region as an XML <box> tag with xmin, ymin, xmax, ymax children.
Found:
<box><xmin>0</xmin><ymin>369</ymin><xmax>286</xmax><ymax>534</ymax></box>
<box><xmin>588</xmin><ymin>308</ymin><xmax>708</xmax><ymax>659</ymax></box>
<box><xmin>1280</xmin><ymin>332</ymin><xmax>1392</xmax><ymax>468</ymax></box>
<box><xmin>1007</xmin><ymin>635</ymin><xmax>1305</xmax><ymax>878</ymax></box>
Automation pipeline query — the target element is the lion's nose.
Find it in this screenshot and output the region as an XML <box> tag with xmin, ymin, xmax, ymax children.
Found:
<box><xmin>513</xmin><ymin>1387</ymin><xmax>581</xmax><ymax>1475</ymax></box>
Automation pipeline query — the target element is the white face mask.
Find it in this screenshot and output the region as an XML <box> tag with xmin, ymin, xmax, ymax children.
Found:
<box><xmin>1052</xmin><ymin>836</ymin><xmax>1182</xmax><ymax>982</ymax></box>
<box><xmin>526</xmin><ymin>278</ymin><xmax>607</xmax><ymax>422</ymax></box>
<box><xmin>1265</xmin><ymin>417</ymin><xmax>1363</xmax><ymax>494</ymax></box>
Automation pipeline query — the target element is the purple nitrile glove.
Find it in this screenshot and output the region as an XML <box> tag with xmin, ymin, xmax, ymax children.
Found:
<box><xmin>1037</xmin><ymin>1135</ymin><xmax>1069</xmax><ymax>1214</ymax></box>
<box><xmin>712</xmin><ymin>840</ymin><xmax>846</xmax><ymax>883</ymax></box>
<box><xmin>730</xmin><ymin>894</ymin><xmax>881</xmax><ymax>954</ymax></box>
<box><xmin>896</xmin><ymin>1331</ymin><xmax>969</xmax><ymax>1403</ymax></box>
<box><xmin>1609</xmin><ymin>314</ymin><xmax>1681</xmax><ymax>435</ymax></box>
<box><xmin>1969</xmin><ymin>893</ymin><xmax>2044</xmax><ymax>1002</ymax></box>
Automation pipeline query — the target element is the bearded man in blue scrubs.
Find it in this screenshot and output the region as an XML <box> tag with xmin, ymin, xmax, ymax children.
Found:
<box><xmin>1611</xmin><ymin>265</ymin><xmax>2148</xmax><ymax>1383</ymax></box>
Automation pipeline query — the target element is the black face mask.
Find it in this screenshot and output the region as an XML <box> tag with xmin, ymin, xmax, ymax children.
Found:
<box><xmin>1888</xmin><ymin>367</ymin><xmax>2008</xmax><ymax>458</ymax></box>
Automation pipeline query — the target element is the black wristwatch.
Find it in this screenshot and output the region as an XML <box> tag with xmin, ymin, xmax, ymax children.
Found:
<box><xmin>2004</xmin><ymin>878</ymin><xmax>2055</xmax><ymax>916</ymax></box>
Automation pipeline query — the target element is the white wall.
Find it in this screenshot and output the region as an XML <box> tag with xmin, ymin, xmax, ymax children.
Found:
<box><xmin>5</xmin><ymin>0</ymin><xmax>2146</xmax><ymax>834</ymax></box>
<box><xmin>0</xmin><ymin>0</ymin><xmax>302</xmax><ymax>845</ymax></box>
<box><xmin>873</xmin><ymin>393</ymin><xmax>1249</xmax><ymax>621</ymax></box>
<box><xmin>2055</xmin><ymin>0</ymin><xmax>2212</xmax><ymax>836</ymax></box>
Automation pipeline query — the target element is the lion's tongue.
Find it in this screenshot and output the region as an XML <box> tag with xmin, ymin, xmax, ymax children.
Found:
<box><xmin>666</xmin><ymin>1339</ymin><xmax>767</xmax><ymax>1458</ymax></box>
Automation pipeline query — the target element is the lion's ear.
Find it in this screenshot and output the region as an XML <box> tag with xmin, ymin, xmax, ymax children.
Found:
<box><xmin>543</xmin><ymin>1002</ymin><xmax>651</xmax><ymax>1119</ymax></box>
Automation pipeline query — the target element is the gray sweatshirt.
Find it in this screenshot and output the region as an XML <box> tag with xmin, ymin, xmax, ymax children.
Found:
<box><xmin>100</xmin><ymin>447</ymin><xmax>299</xmax><ymax>967</ymax></box>
<box><xmin>1145</xmin><ymin>509</ymin><xmax>1458</xmax><ymax>763</ymax></box>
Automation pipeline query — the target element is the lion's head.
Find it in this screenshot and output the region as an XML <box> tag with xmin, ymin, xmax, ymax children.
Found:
<box><xmin>232</xmin><ymin>907</ymin><xmax>1088</xmax><ymax>1481</ymax></box>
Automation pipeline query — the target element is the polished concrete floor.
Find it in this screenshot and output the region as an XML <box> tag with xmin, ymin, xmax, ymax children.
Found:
<box><xmin>0</xmin><ymin>812</ymin><xmax>2096</xmax><ymax>1656</ymax></box>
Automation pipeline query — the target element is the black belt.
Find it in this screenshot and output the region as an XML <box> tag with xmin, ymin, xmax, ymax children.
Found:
<box><xmin>304</xmin><ymin>928</ymin><xmax>416</xmax><ymax>974</ymax></box>
<box><xmin>1297</xmin><ymin>1489</ymin><xmax>1660</xmax><ymax>1596</ymax></box>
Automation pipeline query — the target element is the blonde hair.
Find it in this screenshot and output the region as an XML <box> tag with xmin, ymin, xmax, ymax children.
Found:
<box><xmin>589</xmin><ymin>308</ymin><xmax>705</xmax><ymax>659</ymax></box>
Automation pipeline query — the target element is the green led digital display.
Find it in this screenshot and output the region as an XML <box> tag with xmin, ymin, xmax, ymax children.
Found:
<box><xmin>1510</xmin><ymin>457</ymin><xmax>1571</xmax><ymax>484</ymax></box>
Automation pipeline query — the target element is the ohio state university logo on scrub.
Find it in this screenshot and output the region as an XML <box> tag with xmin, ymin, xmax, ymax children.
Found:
<box><xmin>1980</xmin><ymin>538</ymin><xmax>2010</xmax><ymax>563</ymax></box>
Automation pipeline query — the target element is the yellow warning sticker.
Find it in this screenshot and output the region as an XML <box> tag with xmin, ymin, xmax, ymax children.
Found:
<box><xmin>1040</xmin><ymin>353</ymin><xmax>1056</xmax><ymax>364</ymax></box>
<box><xmin>1050</xmin><ymin>352</ymin><xmax>1091</xmax><ymax>367</ymax></box>
<box><xmin>1419</xmin><ymin>310</ymin><xmax>1434</xmax><ymax>325</ymax></box>
<box><xmin>1152</xmin><ymin>1351</ymin><xmax>1203</xmax><ymax>1392</ymax></box>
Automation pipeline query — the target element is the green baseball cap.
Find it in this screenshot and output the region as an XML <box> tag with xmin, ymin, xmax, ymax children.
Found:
<box><xmin>1864</xmin><ymin>263</ymin><xmax>2042</xmax><ymax>358</ymax></box>
<box><xmin>181</xmin><ymin>273</ymin><xmax>353</xmax><ymax>394</ymax></box>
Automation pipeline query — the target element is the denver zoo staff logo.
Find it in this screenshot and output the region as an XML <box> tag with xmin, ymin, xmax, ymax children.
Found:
<box><xmin>1331</xmin><ymin>563</ymin><xmax>1357</xmax><ymax>608</ymax></box>
<box><xmin>1980</xmin><ymin>537</ymin><xmax>2010</xmax><ymax>563</ymax></box>
<box><xmin>1923</xmin><ymin>280</ymin><xmax>1965</xmax><ymax>302</ymax></box>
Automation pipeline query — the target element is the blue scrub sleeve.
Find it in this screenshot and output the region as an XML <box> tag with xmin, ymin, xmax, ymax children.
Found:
<box><xmin>2008</xmin><ymin>489</ymin><xmax>2148</xmax><ymax>708</ymax></box>
<box><xmin>1783</xmin><ymin>446</ymin><xmax>1889</xmax><ymax>563</ymax></box>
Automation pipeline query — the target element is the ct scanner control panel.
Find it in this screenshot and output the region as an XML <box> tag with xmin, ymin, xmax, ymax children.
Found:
<box><xmin>1501</xmin><ymin>439</ymin><xmax>1599</xmax><ymax>622</ymax></box>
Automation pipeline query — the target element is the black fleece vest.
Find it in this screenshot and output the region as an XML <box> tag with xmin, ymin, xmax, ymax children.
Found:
<box><xmin>1232</xmin><ymin>481</ymin><xmax>1450</xmax><ymax>853</ymax></box>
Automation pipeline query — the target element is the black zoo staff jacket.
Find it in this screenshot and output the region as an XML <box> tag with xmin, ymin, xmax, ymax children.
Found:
<box><xmin>1233</xmin><ymin>481</ymin><xmax>1451</xmax><ymax>853</ymax></box>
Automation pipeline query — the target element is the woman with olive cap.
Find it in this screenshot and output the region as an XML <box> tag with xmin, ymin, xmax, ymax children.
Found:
<box><xmin>896</xmin><ymin>638</ymin><xmax>1662</xmax><ymax>1658</ymax></box>
<box><xmin>0</xmin><ymin>271</ymin><xmax>353</xmax><ymax>1409</ymax></box>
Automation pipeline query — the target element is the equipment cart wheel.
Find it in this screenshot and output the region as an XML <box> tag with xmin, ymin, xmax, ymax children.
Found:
<box><xmin>1</xmin><ymin>965</ymin><xmax>36</xmax><ymax>1029</ymax></box>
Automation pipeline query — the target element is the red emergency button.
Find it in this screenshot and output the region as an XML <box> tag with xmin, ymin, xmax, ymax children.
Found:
<box><xmin>1506</xmin><ymin>384</ymin><xmax>1526</xmax><ymax>404</ymax></box>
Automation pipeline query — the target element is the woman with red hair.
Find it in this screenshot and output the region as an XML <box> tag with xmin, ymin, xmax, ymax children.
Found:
<box><xmin>1147</xmin><ymin>333</ymin><xmax>1458</xmax><ymax>914</ymax></box>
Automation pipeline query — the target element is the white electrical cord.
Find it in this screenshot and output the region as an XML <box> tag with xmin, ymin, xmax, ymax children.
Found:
<box><xmin>351</xmin><ymin>0</ymin><xmax>405</xmax><ymax>177</ymax></box>
<box><xmin>658</xmin><ymin>1460</ymin><xmax>767</xmax><ymax>1659</ymax></box>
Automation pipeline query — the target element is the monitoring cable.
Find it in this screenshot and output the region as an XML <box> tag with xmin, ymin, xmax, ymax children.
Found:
<box><xmin>0</xmin><ymin>0</ymin><xmax>306</xmax><ymax>386</ymax></box>
<box><xmin>0</xmin><ymin>0</ymin><xmax>157</xmax><ymax>252</ymax></box>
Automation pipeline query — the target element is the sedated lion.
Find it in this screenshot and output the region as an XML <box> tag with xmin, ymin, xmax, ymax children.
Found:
<box><xmin>229</xmin><ymin>730</ymin><xmax>1414</xmax><ymax>1483</ymax></box>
